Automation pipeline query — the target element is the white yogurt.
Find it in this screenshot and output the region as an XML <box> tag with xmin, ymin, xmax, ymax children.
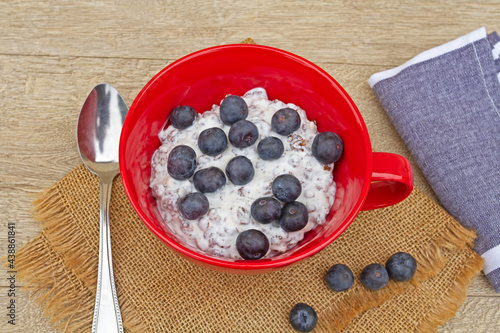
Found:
<box><xmin>150</xmin><ymin>88</ymin><xmax>336</xmax><ymax>259</ymax></box>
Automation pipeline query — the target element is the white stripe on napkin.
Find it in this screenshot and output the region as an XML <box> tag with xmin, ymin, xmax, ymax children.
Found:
<box><xmin>482</xmin><ymin>245</ymin><xmax>500</xmax><ymax>275</ymax></box>
<box><xmin>368</xmin><ymin>27</ymin><xmax>488</xmax><ymax>87</ymax></box>
<box><xmin>492</xmin><ymin>40</ymin><xmax>500</xmax><ymax>60</ymax></box>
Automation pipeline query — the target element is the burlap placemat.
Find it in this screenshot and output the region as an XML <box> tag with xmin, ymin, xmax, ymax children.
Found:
<box><xmin>13</xmin><ymin>163</ymin><xmax>483</xmax><ymax>332</ymax></box>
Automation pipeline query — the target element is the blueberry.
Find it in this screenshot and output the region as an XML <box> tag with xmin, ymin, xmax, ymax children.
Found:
<box><xmin>220</xmin><ymin>95</ymin><xmax>249</xmax><ymax>125</ymax></box>
<box><xmin>228</xmin><ymin>120</ymin><xmax>259</xmax><ymax>148</ymax></box>
<box><xmin>257</xmin><ymin>136</ymin><xmax>284</xmax><ymax>160</ymax></box>
<box><xmin>272</xmin><ymin>174</ymin><xmax>302</xmax><ymax>203</ymax></box>
<box><xmin>236</xmin><ymin>229</ymin><xmax>269</xmax><ymax>260</ymax></box>
<box><xmin>167</xmin><ymin>145</ymin><xmax>197</xmax><ymax>180</ymax></box>
<box><xmin>251</xmin><ymin>197</ymin><xmax>282</xmax><ymax>224</ymax></box>
<box><xmin>178</xmin><ymin>192</ymin><xmax>209</xmax><ymax>220</ymax></box>
<box><xmin>386</xmin><ymin>252</ymin><xmax>417</xmax><ymax>282</ymax></box>
<box><xmin>279</xmin><ymin>201</ymin><xmax>308</xmax><ymax>232</ymax></box>
<box><xmin>225</xmin><ymin>156</ymin><xmax>254</xmax><ymax>185</ymax></box>
<box><xmin>193</xmin><ymin>167</ymin><xmax>226</xmax><ymax>193</ymax></box>
<box><xmin>311</xmin><ymin>131</ymin><xmax>343</xmax><ymax>164</ymax></box>
<box><xmin>289</xmin><ymin>303</ymin><xmax>318</xmax><ymax>333</ymax></box>
<box><xmin>271</xmin><ymin>107</ymin><xmax>301</xmax><ymax>136</ymax></box>
<box><xmin>360</xmin><ymin>263</ymin><xmax>389</xmax><ymax>291</ymax></box>
<box><xmin>169</xmin><ymin>105</ymin><xmax>196</xmax><ymax>129</ymax></box>
<box><xmin>198</xmin><ymin>127</ymin><xmax>227</xmax><ymax>156</ymax></box>
<box><xmin>325</xmin><ymin>264</ymin><xmax>354</xmax><ymax>292</ymax></box>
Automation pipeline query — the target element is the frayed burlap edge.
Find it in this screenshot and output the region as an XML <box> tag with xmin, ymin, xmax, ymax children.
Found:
<box><xmin>239</xmin><ymin>37</ymin><xmax>256</xmax><ymax>44</ymax></box>
<box><xmin>340</xmin><ymin>246</ymin><xmax>484</xmax><ymax>332</ymax></box>
<box><xmin>417</xmin><ymin>249</ymin><xmax>484</xmax><ymax>333</ymax></box>
<box><xmin>314</xmin><ymin>219</ymin><xmax>479</xmax><ymax>332</ymax></box>
<box><xmin>11</xmin><ymin>184</ymin><xmax>147</xmax><ymax>333</ymax></box>
<box><xmin>14</xmin><ymin>233</ymin><xmax>95</xmax><ymax>332</ymax></box>
<box><xmin>32</xmin><ymin>183</ymin><xmax>98</xmax><ymax>291</ymax></box>
<box><xmin>13</xmin><ymin>178</ymin><xmax>481</xmax><ymax>333</ymax></box>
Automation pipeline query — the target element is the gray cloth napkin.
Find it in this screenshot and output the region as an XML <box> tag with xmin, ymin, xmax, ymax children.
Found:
<box><xmin>368</xmin><ymin>27</ymin><xmax>500</xmax><ymax>292</ymax></box>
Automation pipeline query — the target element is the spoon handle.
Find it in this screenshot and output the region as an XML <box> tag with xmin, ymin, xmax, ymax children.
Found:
<box><xmin>92</xmin><ymin>176</ymin><xmax>123</xmax><ymax>333</ymax></box>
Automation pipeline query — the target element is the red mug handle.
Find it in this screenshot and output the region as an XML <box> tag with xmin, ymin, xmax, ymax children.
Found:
<box><xmin>361</xmin><ymin>152</ymin><xmax>414</xmax><ymax>211</ymax></box>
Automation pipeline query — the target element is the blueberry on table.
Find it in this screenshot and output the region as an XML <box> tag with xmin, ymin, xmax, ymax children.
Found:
<box><xmin>167</xmin><ymin>145</ymin><xmax>197</xmax><ymax>180</ymax></box>
<box><xmin>257</xmin><ymin>136</ymin><xmax>284</xmax><ymax>160</ymax></box>
<box><xmin>271</xmin><ymin>107</ymin><xmax>301</xmax><ymax>136</ymax></box>
<box><xmin>311</xmin><ymin>131</ymin><xmax>343</xmax><ymax>164</ymax></box>
<box><xmin>178</xmin><ymin>192</ymin><xmax>209</xmax><ymax>220</ymax></box>
<box><xmin>360</xmin><ymin>263</ymin><xmax>389</xmax><ymax>291</ymax></box>
<box><xmin>169</xmin><ymin>105</ymin><xmax>196</xmax><ymax>129</ymax></box>
<box><xmin>272</xmin><ymin>174</ymin><xmax>302</xmax><ymax>203</ymax></box>
<box><xmin>198</xmin><ymin>127</ymin><xmax>228</xmax><ymax>156</ymax></box>
<box><xmin>386</xmin><ymin>252</ymin><xmax>417</xmax><ymax>282</ymax></box>
<box><xmin>325</xmin><ymin>264</ymin><xmax>354</xmax><ymax>292</ymax></box>
<box><xmin>251</xmin><ymin>196</ymin><xmax>282</xmax><ymax>224</ymax></box>
<box><xmin>193</xmin><ymin>167</ymin><xmax>226</xmax><ymax>193</ymax></box>
<box><xmin>236</xmin><ymin>229</ymin><xmax>269</xmax><ymax>260</ymax></box>
<box><xmin>279</xmin><ymin>201</ymin><xmax>309</xmax><ymax>232</ymax></box>
<box><xmin>225</xmin><ymin>156</ymin><xmax>255</xmax><ymax>185</ymax></box>
<box><xmin>289</xmin><ymin>303</ymin><xmax>318</xmax><ymax>332</ymax></box>
<box><xmin>228</xmin><ymin>120</ymin><xmax>259</xmax><ymax>148</ymax></box>
<box><xmin>220</xmin><ymin>95</ymin><xmax>249</xmax><ymax>125</ymax></box>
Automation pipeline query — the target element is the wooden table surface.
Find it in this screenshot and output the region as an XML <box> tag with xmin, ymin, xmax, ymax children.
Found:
<box><xmin>1</xmin><ymin>1</ymin><xmax>499</xmax><ymax>332</ymax></box>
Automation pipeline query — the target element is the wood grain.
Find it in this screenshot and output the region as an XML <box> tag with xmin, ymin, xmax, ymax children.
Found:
<box><xmin>0</xmin><ymin>1</ymin><xmax>498</xmax><ymax>332</ymax></box>
<box><xmin>1</xmin><ymin>1</ymin><xmax>499</xmax><ymax>66</ymax></box>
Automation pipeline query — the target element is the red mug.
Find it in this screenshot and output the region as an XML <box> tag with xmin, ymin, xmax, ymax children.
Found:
<box><xmin>119</xmin><ymin>44</ymin><xmax>413</xmax><ymax>274</ymax></box>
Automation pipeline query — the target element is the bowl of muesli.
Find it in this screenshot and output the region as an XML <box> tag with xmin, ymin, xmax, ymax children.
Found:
<box><xmin>119</xmin><ymin>44</ymin><xmax>413</xmax><ymax>274</ymax></box>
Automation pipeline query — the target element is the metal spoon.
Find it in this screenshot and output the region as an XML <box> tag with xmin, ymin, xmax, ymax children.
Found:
<box><xmin>77</xmin><ymin>83</ymin><xmax>128</xmax><ymax>333</ymax></box>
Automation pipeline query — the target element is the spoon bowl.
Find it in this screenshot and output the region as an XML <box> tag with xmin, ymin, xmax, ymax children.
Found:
<box><xmin>78</xmin><ymin>84</ymin><xmax>128</xmax><ymax>177</ymax></box>
<box><xmin>77</xmin><ymin>83</ymin><xmax>128</xmax><ymax>332</ymax></box>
